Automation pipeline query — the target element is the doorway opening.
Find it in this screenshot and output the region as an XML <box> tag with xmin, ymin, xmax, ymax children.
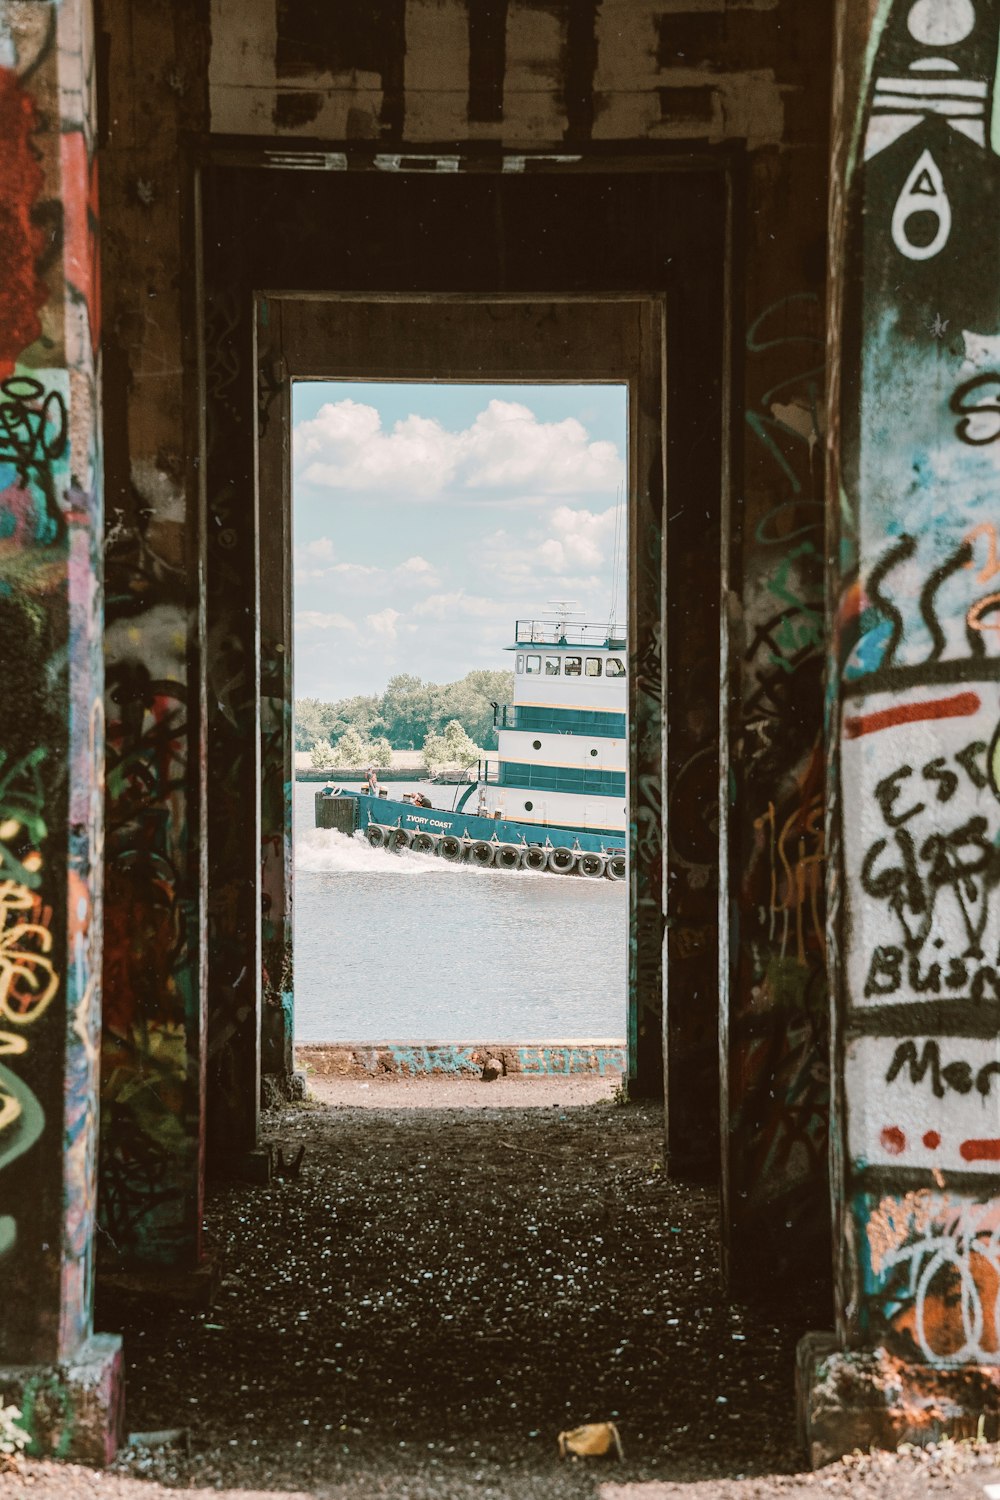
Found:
<box><xmin>205</xmin><ymin>164</ymin><xmax>726</xmax><ymax>1152</ymax></box>
<box><xmin>291</xmin><ymin>378</ymin><xmax>630</xmax><ymax>1070</ymax></box>
<box><xmin>255</xmin><ymin>295</ymin><xmax>664</xmax><ymax>1097</ymax></box>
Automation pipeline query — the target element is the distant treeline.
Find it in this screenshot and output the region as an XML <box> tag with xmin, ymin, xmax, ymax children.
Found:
<box><xmin>295</xmin><ymin>669</ymin><xmax>515</xmax><ymax>754</ymax></box>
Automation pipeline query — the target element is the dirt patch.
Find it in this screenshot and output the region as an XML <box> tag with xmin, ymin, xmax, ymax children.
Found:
<box><xmin>17</xmin><ymin>1091</ymin><xmax>1000</xmax><ymax>1498</ymax></box>
<box><xmin>307</xmin><ymin>1073</ymin><xmax>620</xmax><ymax>1106</ymax></box>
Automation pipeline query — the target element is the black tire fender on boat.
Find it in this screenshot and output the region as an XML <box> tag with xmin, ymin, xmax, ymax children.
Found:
<box><xmin>605</xmin><ymin>854</ymin><xmax>626</xmax><ymax>881</ymax></box>
<box><xmin>495</xmin><ymin>844</ymin><xmax>522</xmax><ymax>870</ymax></box>
<box><xmin>578</xmin><ymin>852</ymin><xmax>606</xmax><ymax>878</ymax></box>
<box><xmin>523</xmin><ymin>846</ymin><xmax>548</xmax><ymax>871</ymax></box>
<box><xmin>410</xmin><ymin>831</ymin><xmax>435</xmax><ymax>853</ymax></box>
<box><xmin>468</xmin><ymin>839</ymin><xmax>496</xmax><ymax>867</ymax></box>
<box><xmin>547</xmin><ymin>846</ymin><xmax>577</xmax><ymax>874</ymax></box>
<box><xmin>365</xmin><ymin>824</ymin><xmax>388</xmax><ymax>848</ymax></box>
<box><xmin>387</xmin><ymin>827</ymin><xmax>411</xmax><ymax>852</ymax></box>
<box><xmin>438</xmin><ymin>834</ymin><xmax>463</xmax><ymax>862</ymax></box>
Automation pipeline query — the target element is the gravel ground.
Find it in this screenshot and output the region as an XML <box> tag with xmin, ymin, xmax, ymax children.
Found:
<box><xmin>14</xmin><ymin>1083</ymin><xmax>1000</xmax><ymax>1498</ymax></box>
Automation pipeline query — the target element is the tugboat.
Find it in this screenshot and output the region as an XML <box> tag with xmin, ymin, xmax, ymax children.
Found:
<box><xmin>315</xmin><ymin>612</ymin><xmax>627</xmax><ymax>879</ymax></box>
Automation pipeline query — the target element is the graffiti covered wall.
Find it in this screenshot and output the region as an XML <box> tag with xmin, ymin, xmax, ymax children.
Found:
<box><xmin>0</xmin><ymin>0</ymin><xmax>103</xmax><ymax>1363</ymax></box>
<box><xmin>834</xmin><ymin>0</ymin><xmax>1000</xmax><ymax>1362</ymax></box>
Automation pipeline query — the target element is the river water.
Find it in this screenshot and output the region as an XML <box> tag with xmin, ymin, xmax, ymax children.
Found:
<box><xmin>293</xmin><ymin>779</ymin><xmax>627</xmax><ymax>1042</ymax></box>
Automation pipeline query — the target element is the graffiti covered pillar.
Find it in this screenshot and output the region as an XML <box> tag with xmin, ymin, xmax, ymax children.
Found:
<box><xmin>800</xmin><ymin>0</ymin><xmax>1000</xmax><ymax>1462</ymax></box>
<box><xmin>721</xmin><ymin>1</ymin><xmax>834</xmax><ymax>1291</ymax></box>
<box><xmin>258</xmin><ymin>301</ymin><xmax>294</xmax><ymax>1095</ymax></box>
<box><xmin>98</xmin><ymin>0</ymin><xmax>209</xmax><ymax>1269</ymax></box>
<box><xmin>203</xmin><ymin>198</ymin><xmax>262</xmax><ymax>1174</ymax></box>
<box><xmin>0</xmin><ymin>0</ymin><xmax>124</xmax><ymax>1463</ymax></box>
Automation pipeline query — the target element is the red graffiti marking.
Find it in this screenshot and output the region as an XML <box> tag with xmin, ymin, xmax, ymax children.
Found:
<box><xmin>0</xmin><ymin>69</ymin><xmax>45</xmax><ymax>376</ymax></box>
<box><xmin>960</xmin><ymin>1138</ymin><xmax>1000</xmax><ymax>1162</ymax></box>
<box><xmin>844</xmin><ymin>691</ymin><xmax>981</xmax><ymax>739</ymax></box>
<box><xmin>923</xmin><ymin>1130</ymin><xmax>941</xmax><ymax>1150</ymax></box>
<box><xmin>880</xmin><ymin>1125</ymin><xmax>906</xmax><ymax>1154</ymax></box>
<box><xmin>60</xmin><ymin>129</ymin><xmax>100</xmax><ymax>353</ymax></box>
<box><xmin>838</xmin><ymin>580</ymin><xmax>866</xmax><ymax>626</ymax></box>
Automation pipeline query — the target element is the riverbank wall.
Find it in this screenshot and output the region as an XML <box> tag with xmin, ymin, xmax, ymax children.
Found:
<box><xmin>296</xmin><ymin>1041</ymin><xmax>626</xmax><ymax>1079</ymax></box>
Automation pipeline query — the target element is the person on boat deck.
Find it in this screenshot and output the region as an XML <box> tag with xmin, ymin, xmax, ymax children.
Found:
<box><xmin>403</xmin><ymin>790</ymin><xmax>432</xmax><ymax>808</ymax></box>
<box><xmin>477</xmin><ymin>787</ymin><xmax>488</xmax><ymax>817</ymax></box>
<box><xmin>366</xmin><ymin>766</ymin><xmax>379</xmax><ymax>795</ymax></box>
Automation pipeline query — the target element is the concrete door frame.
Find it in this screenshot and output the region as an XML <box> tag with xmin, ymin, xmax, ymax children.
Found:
<box><xmin>255</xmin><ymin>292</ymin><xmax>666</xmax><ymax>1088</ymax></box>
<box><xmin>200</xmin><ymin>159</ymin><xmax>729</xmax><ymax>1172</ymax></box>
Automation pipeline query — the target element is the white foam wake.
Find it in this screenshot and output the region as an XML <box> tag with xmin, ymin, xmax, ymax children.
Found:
<box><xmin>295</xmin><ymin>827</ymin><xmax>471</xmax><ymax>876</ymax></box>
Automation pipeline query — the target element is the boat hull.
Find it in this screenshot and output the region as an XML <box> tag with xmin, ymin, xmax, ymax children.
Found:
<box><xmin>317</xmin><ymin>790</ymin><xmax>625</xmax><ymax>856</ymax></box>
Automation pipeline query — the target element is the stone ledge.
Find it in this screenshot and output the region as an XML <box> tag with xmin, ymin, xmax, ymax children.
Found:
<box><xmin>797</xmin><ymin>1330</ymin><xmax>1000</xmax><ymax>1468</ymax></box>
<box><xmin>296</xmin><ymin>1039</ymin><xmax>627</xmax><ymax>1079</ymax></box>
<box><xmin>0</xmin><ymin>1332</ymin><xmax>124</xmax><ymax>1466</ymax></box>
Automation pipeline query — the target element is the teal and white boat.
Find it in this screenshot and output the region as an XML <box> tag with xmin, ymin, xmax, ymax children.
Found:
<box><xmin>316</xmin><ymin>613</ymin><xmax>627</xmax><ymax>879</ymax></box>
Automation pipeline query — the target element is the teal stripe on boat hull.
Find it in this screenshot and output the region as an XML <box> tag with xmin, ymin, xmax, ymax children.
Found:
<box><xmin>505</xmin><ymin>705</ymin><xmax>626</xmax><ymax>738</ymax></box>
<box><xmin>498</xmin><ymin>762</ymin><xmax>626</xmax><ymax>798</ymax></box>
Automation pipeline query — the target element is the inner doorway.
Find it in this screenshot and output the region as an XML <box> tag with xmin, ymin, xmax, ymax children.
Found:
<box><xmin>256</xmin><ymin>297</ymin><xmax>665</xmax><ymax>1090</ymax></box>
<box><xmin>291</xmin><ymin>377</ymin><xmax>630</xmax><ymax>1055</ymax></box>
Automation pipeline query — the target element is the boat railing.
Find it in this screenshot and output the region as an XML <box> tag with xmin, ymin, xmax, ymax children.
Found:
<box><xmin>513</xmin><ymin>618</ymin><xmax>627</xmax><ymax>649</ymax></box>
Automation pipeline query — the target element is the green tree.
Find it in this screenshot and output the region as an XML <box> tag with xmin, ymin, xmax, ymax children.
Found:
<box><xmin>381</xmin><ymin>674</ymin><xmax>435</xmax><ymax>749</ymax></box>
<box><xmin>295</xmin><ymin>698</ymin><xmax>327</xmax><ymax>751</ymax></box>
<box><xmin>431</xmin><ymin>669</ymin><xmax>512</xmax><ymax>749</ymax></box>
<box><xmin>368</xmin><ymin>736</ymin><xmax>393</xmax><ymax>768</ymax></box>
<box><xmin>423</xmin><ymin>719</ymin><xmax>483</xmax><ymax>771</ymax></box>
<box><xmin>310</xmin><ymin>738</ymin><xmax>335</xmax><ymax>768</ymax></box>
<box><xmin>295</xmin><ymin>667</ymin><xmax>513</xmax><ymax>757</ymax></box>
<box><xmin>326</xmin><ymin>694</ymin><xmax>385</xmax><ymax>741</ymax></box>
<box><xmin>335</xmin><ymin>726</ymin><xmax>368</xmax><ymax>766</ymax></box>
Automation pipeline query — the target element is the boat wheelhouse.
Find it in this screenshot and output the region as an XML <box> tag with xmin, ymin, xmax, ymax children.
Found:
<box><xmin>478</xmin><ymin>617</ymin><xmax>627</xmax><ymax>841</ymax></box>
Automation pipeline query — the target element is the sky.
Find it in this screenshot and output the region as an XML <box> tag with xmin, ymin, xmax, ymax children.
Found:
<box><xmin>293</xmin><ymin>382</ymin><xmax>628</xmax><ymax>701</ymax></box>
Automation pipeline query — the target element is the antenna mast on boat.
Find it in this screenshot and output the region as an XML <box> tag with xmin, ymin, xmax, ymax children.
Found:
<box><xmin>548</xmin><ymin>599</ymin><xmax>582</xmax><ymax>638</ymax></box>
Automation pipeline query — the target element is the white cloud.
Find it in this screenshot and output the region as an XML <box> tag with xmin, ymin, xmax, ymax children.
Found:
<box><xmin>331</xmin><ymin>561</ymin><xmax>382</xmax><ymax>580</ymax></box>
<box><xmin>294</xmin><ymin>398</ymin><xmax>623</xmax><ymax>500</ymax></box>
<box><xmin>397</xmin><ymin>554</ymin><xmax>433</xmax><ymax>577</ymax></box>
<box><xmin>461</xmin><ymin>401</ymin><xmax>621</xmax><ymax>493</ymax></box>
<box><xmin>294</xmin><ymin>535</ymin><xmax>340</xmax><ymax>581</ymax></box>
<box><xmin>480</xmin><ymin>504</ymin><xmax>619</xmax><ymax>590</ymax></box>
<box><xmin>536</xmin><ymin>504</ymin><xmax>618</xmax><ymax>572</ymax></box>
<box><xmin>298</xmin><ymin>536</ymin><xmax>335</xmax><ymax>562</ymax></box>
<box><xmin>367</xmin><ymin>607</ymin><xmax>402</xmax><ymax>640</ymax></box>
<box><xmin>296</xmin><ymin>554</ymin><xmax>440</xmax><ymax>603</ymax></box>
<box><xmin>295</xmin><ymin>610</ymin><xmax>357</xmax><ymax>633</ymax></box>
<box><xmin>411</xmin><ymin>590</ymin><xmax>509</xmax><ymax>622</ymax></box>
<box><xmin>296</xmin><ymin>400</ymin><xmax>457</xmax><ymax>494</ymax></box>
<box><xmin>392</xmin><ymin>555</ymin><xmax>441</xmax><ymax>589</ymax></box>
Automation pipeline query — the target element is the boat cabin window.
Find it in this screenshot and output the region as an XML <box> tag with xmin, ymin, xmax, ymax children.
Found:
<box><xmin>516</xmin><ymin>654</ymin><xmax>524</xmax><ymax>674</ymax></box>
<box><xmin>544</xmin><ymin>656</ymin><xmax>561</xmax><ymax>676</ymax></box>
<box><xmin>564</xmin><ymin>656</ymin><xmax>582</xmax><ymax>677</ymax></box>
<box><xmin>606</xmin><ymin>657</ymin><xmax>626</xmax><ymax>678</ymax></box>
<box><xmin>585</xmin><ymin>658</ymin><xmax>602</xmax><ymax>677</ymax></box>
<box><xmin>525</xmin><ymin>654</ymin><xmax>541</xmax><ymax>675</ymax></box>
